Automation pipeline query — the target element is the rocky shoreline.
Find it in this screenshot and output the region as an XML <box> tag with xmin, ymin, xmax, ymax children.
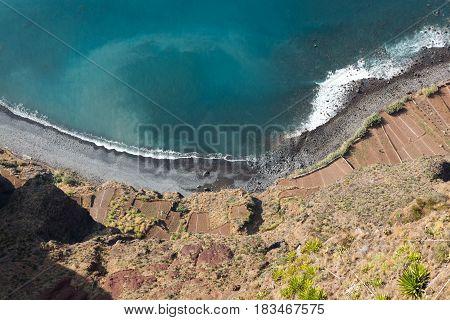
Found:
<box><xmin>1</xmin><ymin>78</ymin><xmax>449</xmax><ymax>300</ymax></box>
<box><xmin>248</xmin><ymin>46</ymin><xmax>450</xmax><ymax>191</ymax></box>
<box><xmin>0</xmin><ymin>47</ymin><xmax>449</xmax><ymax>194</ymax></box>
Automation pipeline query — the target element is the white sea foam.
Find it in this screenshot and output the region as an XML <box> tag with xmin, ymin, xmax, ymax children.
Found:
<box><xmin>1</xmin><ymin>26</ymin><xmax>448</xmax><ymax>160</ymax></box>
<box><xmin>291</xmin><ymin>25</ymin><xmax>450</xmax><ymax>137</ymax></box>
<box><xmin>0</xmin><ymin>98</ymin><xmax>249</xmax><ymax>162</ymax></box>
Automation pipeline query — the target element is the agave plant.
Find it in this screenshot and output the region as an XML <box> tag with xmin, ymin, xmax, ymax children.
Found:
<box><xmin>375</xmin><ymin>294</ymin><xmax>391</xmax><ymax>300</ymax></box>
<box><xmin>298</xmin><ymin>285</ymin><xmax>328</xmax><ymax>300</ymax></box>
<box><xmin>398</xmin><ymin>263</ymin><xmax>430</xmax><ymax>299</ymax></box>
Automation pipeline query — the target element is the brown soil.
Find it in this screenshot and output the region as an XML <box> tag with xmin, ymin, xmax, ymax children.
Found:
<box><xmin>0</xmin><ymin>84</ymin><xmax>448</xmax><ymax>300</ymax></box>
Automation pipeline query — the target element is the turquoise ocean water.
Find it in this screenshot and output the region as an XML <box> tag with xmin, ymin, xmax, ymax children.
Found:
<box><xmin>0</xmin><ymin>0</ymin><xmax>448</xmax><ymax>158</ymax></box>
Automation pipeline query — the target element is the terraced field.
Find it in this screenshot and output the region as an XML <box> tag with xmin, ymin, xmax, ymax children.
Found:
<box><xmin>277</xmin><ymin>83</ymin><xmax>450</xmax><ymax>198</ymax></box>
<box><xmin>1</xmin><ymin>83</ymin><xmax>448</xmax><ymax>241</ymax></box>
<box><xmin>80</xmin><ymin>186</ymin><xmax>183</xmax><ymax>240</ymax></box>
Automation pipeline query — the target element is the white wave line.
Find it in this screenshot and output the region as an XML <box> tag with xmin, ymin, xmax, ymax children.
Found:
<box><xmin>0</xmin><ymin>99</ymin><xmax>252</xmax><ymax>162</ymax></box>
<box><xmin>289</xmin><ymin>25</ymin><xmax>450</xmax><ymax>138</ymax></box>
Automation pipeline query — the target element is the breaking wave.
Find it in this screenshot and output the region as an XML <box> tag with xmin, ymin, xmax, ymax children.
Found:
<box><xmin>293</xmin><ymin>25</ymin><xmax>450</xmax><ymax>136</ymax></box>
<box><xmin>0</xmin><ymin>99</ymin><xmax>248</xmax><ymax>162</ymax></box>
<box><xmin>1</xmin><ymin>26</ymin><xmax>448</xmax><ymax>161</ymax></box>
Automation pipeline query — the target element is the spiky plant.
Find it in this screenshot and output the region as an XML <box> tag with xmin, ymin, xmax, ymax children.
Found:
<box><xmin>301</xmin><ymin>238</ymin><xmax>323</xmax><ymax>254</ymax></box>
<box><xmin>298</xmin><ymin>285</ymin><xmax>328</xmax><ymax>300</ymax></box>
<box><xmin>398</xmin><ymin>263</ymin><xmax>430</xmax><ymax>299</ymax></box>
<box><xmin>375</xmin><ymin>294</ymin><xmax>391</xmax><ymax>300</ymax></box>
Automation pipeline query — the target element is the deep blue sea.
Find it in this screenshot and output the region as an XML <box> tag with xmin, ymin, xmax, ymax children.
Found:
<box><xmin>0</xmin><ymin>0</ymin><xmax>449</xmax><ymax>159</ymax></box>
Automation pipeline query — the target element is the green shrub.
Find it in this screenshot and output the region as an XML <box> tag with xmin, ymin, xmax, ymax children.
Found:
<box><xmin>384</xmin><ymin>95</ymin><xmax>412</xmax><ymax>115</ymax></box>
<box><xmin>361</xmin><ymin>263</ymin><xmax>373</xmax><ymax>274</ymax></box>
<box><xmin>280</xmin><ymin>250</ymin><xmax>296</xmax><ymax>264</ymax></box>
<box><xmin>281</xmin><ymin>274</ymin><xmax>327</xmax><ymax>300</ymax></box>
<box><xmin>386</xmin><ymin>102</ymin><xmax>405</xmax><ymax>114</ymax></box>
<box><xmin>272</xmin><ymin>268</ymin><xmax>284</xmax><ymax>282</ymax></box>
<box><xmin>350</xmin><ymin>289</ymin><xmax>362</xmax><ymax>300</ymax></box>
<box><xmin>136</xmin><ymin>194</ymin><xmax>152</xmax><ymax>202</ymax></box>
<box><xmin>406</xmin><ymin>251</ymin><xmax>422</xmax><ymax>264</ymax></box>
<box><xmin>432</xmin><ymin>243</ymin><xmax>449</xmax><ymax>264</ymax></box>
<box><xmin>375</xmin><ymin>294</ymin><xmax>391</xmax><ymax>300</ymax></box>
<box><xmin>62</xmin><ymin>175</ymin><xmax>78</xmax><ymax>186</ymax></box>
<box><xmin>53</xmin><ymin>171</ymin><xmax>78</xmax><ymax>186</ymax></box>
<box><xmin>352</xmin><ymin>126</ymin><xmax>369</xmax><ymax>140</ymax></box>
<box><xmin>398</xmin><ymin>263</ymin><xmax>430</xmax><ymax>299</ymax></box>
<box><xmin>294</xmin><ymin>112</ymin><xmax>382</xmax><ymax>176</ymax></box>
<box><xmin>281</xmin><ymin>275</ymin><xmax>305</xmax><ymax>298</ymax></box>
<box><xmin>409</xmin><ymin>205</ymin><xmax>423</xmax><ymax>221</ymax></box>
<box><xmin>0</xmin><ymin>160</ymin><xmax>18</xmax><ymax>168</ymax></box>
<box><xmin>254</xmin><ymin>289</ymin><xmax>269</xmax><ymax>300</ymax></box>
<box><xmin>275</xmin><ymin>253</ymin><xmax>327</xmax><ymax>300</ymax></box>
<box><xmin>299</xmin><ymin>286</ymin><xmax>328</xmax><ymax>300</ymax></box>
<box><xmin>364</xmin><ymin>112</ymin><xmax>382</xmax><ymax>128</ymax></box>
<box><xmin>52</xmin><ymin>171</ymin><xmax>64</xmax><ymax>184</ymax></box>
<box><xmin>421</xmin><ymin>84</ymin><xmax>438</xmax><ymax>97</ymax></box>
<box><xmin>301</xmin><ymin>238</ymin><xmax>323</xmax><ymax>254</ymax></box>
<box><xmin>402</xmin><ymin>95</ymin><xmax>413</xmax><ymax>103</ymax></box>
<box><xmin>175</xmin><ymin>203</ymin><xmax>189</xmax><ymax>214</ymax></box>
<box><xmin>395</xmin><ymin>243</ymin><xmax>410</xmax><ymax>257</ymax></box>
<box><xmin>369</xmin><ymin>277</ymin><xmax>384</xmax><ymax>288</ymax></box>
<box><xmin>393</xmin><ymin>198</ymin><xmax>428</xmax><ymax>224</ymax></box>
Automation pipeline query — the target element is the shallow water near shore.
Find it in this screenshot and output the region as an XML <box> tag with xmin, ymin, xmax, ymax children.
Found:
<box><xmin>0</xmin><ymin>0</ymin><xmax>449</xmax><ymax>158</ymax></box>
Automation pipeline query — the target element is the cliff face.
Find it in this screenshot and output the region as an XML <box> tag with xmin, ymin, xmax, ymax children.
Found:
<box><xmin>0</xmin><ymin>150</ymin><xmax>448</xmax><ymax>300</ymax></box>
<box><xmin>0</xmin><ymin>175</ymin><xmax>102</xmax><ymax>244</ymax></box>
<box><xmin>0</xmin><ymin>175</ymin><xmax>13</xmax><ymax>208</ymax></box>
<box><xmin>0</xmin><ymin>84</ymin><xmax>449</xmax><ymax>300</ymax></box>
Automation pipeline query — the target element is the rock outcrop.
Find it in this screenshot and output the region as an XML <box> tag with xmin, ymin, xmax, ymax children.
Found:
<box><xmin>0</xmin><ymin>84</ymin><xmax>448</xmax><ymax>300</ymax></box>
<box><xmin>0</xmin><ymin>175</ymin><xmax>102</xmax><ymax>244</ymax></box>
<box><xmin>0</xmin><ymin>175</ymin><xmax>14</xmax><ymax>208</ymax></box>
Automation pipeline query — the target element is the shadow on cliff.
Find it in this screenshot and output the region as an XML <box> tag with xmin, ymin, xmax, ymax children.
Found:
<box><xmin>0</xmin><ymin>174</ymin><xmax>112</xmax><ymax>300</ymax></box>
<box><xmin>435</xmin><ymin>161</ymin><xmax>450</xmax><ymax>182</ymax></box>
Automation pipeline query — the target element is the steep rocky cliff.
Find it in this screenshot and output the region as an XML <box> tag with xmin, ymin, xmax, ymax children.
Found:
<box><xmin>0</xmin><ymin>84</ymin><xmax>449</xmax><ymax>300</ymax></box>
<box><xmin>0</xmin><ymin>151</ymin><xmax>448</xmax><ymax>300</ymax></box>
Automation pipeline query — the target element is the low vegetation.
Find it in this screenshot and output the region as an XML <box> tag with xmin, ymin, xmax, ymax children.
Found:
<box><xmin>384</xmin><ymin>95</ymin><xmax>412</xmax><ymax>115</ymax></box>
<box><xmin>391</xmin><ymin>196</ymin><xmax>444</xmax><ymax>224</ymax></box>
<box><xmin>105</xmin><ymin>197</ymin><xmax>156</xmax><ymax>238</ymax></box>
<box><xmin>368</xmin><ymin>277</ymin><xmax>384</xmax><ymax>288</ymax></box>
<box><xmin>0</xmin><ymin>159</ymin><xmax>18</xmax><ymax>169</ymax></box>
<box><xmin>175</xmin><ymin>202</ymin><xmax>189</xmax><ymax>214</ymax></box>
<box><xmin>301</xmin><ymin>238</ymin><xmax>323</xmax><ymax>254</ymax></box>
<box><xmin>272</xmin><ymin>253</ymin><xmax>327</xmax><ymax>300</ymax></box>
<box><xmin>398</xmin><ymin>263</ymin><xmax>430</xmax><ymax>299</ymax></box>
<box><xmin>136</xmin><ymin>194</ymin><xmax>156</xmax><ymax>202</ymax></box>
<box><xmin>375</xmin><ymin>294</ymin><xmax>391</xmax><ymax>300</ymax></box>
<box><xmin>432</xmin><ymin>243</ymin><xmax>449</xmax><ymax>264</ymax></box>
<box><xmin>295</xmin><ymin>112</ymin><xmax>382</xmax><ymax>176</ymax></box>
<box><xmin>53</xmin><ymin>171</ymin><xmax>79</xmax><ymax>186</ymax></box>
<box><xmin>421</xmin><ymin>84</ymin><xmax>439</xmax><ymax>97</ymax></box>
